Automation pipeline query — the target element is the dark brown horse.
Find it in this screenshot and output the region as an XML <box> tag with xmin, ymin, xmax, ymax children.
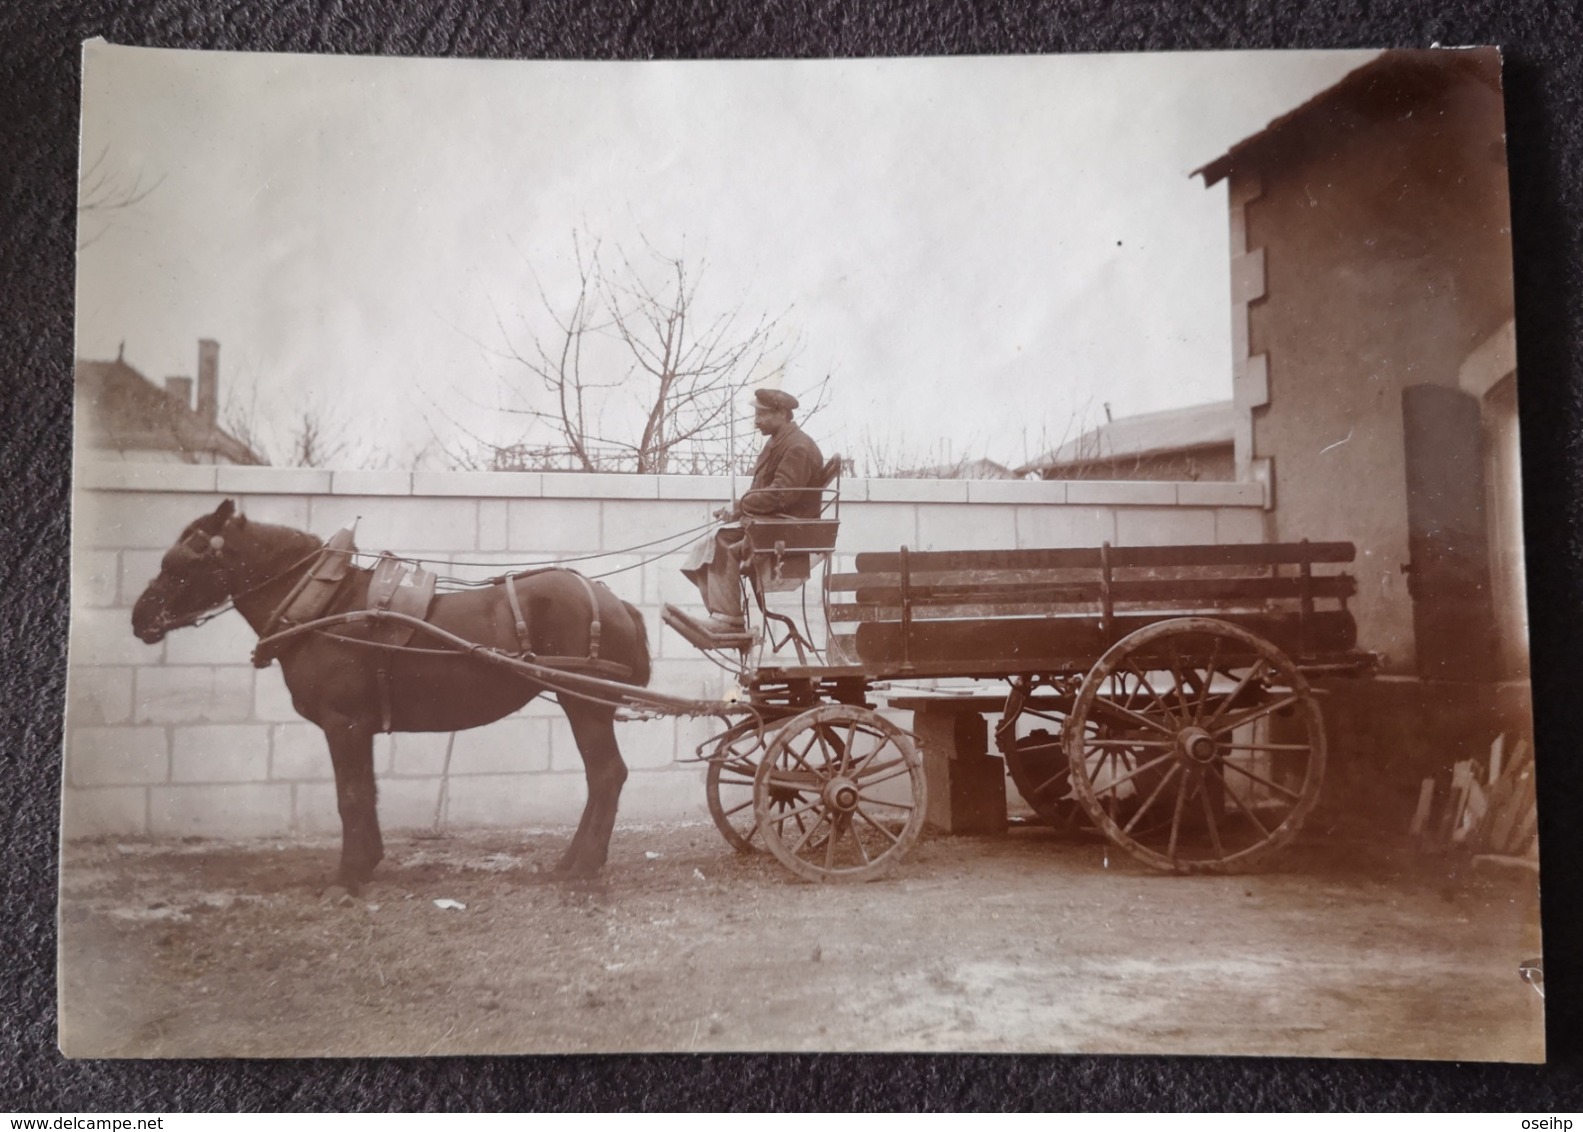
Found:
<box><xmin>131</xmin><ymin>499</ymin><xmax>652</xmax><ymax>892</ymax></box>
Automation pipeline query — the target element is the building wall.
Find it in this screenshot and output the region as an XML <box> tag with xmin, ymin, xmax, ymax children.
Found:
<box><xmin>1231</xmin><ymin>64</ymin><xmax>1514</xmax><ymax>674</ymax></box>
<box><xmin>65</xmin><ymin>463</ymin><xmax>1265</xmax><ymax>840</ymax></box>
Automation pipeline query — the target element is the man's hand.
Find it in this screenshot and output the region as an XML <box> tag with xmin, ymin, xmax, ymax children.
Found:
<box><xmin>714</xmin><ymin>504</ymin><xmax>737</xmax><ymax>522</ymax></box>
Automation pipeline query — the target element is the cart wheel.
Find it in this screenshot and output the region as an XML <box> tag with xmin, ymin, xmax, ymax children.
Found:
<box><xmin>754</xmin><ymin>704</ymin><xmax>927</xmax><ymax>883</ymax></box>
<box><xmin>996</xmin><ymin>675</ymin><xmax>1086</xmax><ymax>833</ymax></box>
<box><xmin>1065</xmin><ymin>617</ymin><xmax>1326</xmax><ymax>874</ymax></box>
<box><xmin>705</xmin><ymin>720</ymin><xmax>770</xmax><ymax>853</ymax></box>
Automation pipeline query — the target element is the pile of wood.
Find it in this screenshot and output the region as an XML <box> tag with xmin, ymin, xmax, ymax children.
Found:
<box><xmin>1409</xmin><ymin>734</ymin><xmax>1538</xmax><ymax>866</ymax></box>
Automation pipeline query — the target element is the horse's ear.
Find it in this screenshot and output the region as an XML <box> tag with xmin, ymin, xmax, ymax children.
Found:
<box><xmin>214</xmin><ymin>498</ymin><xmax>236</xmax><ymax>523</ymax></box>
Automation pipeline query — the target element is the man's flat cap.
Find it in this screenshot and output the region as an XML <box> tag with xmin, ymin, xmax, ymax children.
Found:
<box><xmin>754</xmin><ymin>388</ymin><xmax>799</xmax><ymax>412</ymax></box>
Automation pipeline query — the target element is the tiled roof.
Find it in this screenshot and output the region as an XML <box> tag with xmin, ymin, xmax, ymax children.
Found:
<box><xmin>75</xmin><ymin>358</ymin><xmax>263</xmax><ymax>465</ymax></box>
<box><xmin>1018</xmin><ymin>401</ymin><xmax>1234</xmax><ymax>476</ymax></box>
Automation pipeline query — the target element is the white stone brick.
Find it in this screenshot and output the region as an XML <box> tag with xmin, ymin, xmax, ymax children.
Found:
<box><xmin>68</xmin><ymin>726</ymin><xmax>169</xmax><ymax>787</ymax></box>
<box><xmin>1215</xmin><ymin>507</ymin><xmax>1269</xmax><ymax>545</ymax></box>
<box><xmin>134</xmin><ymin>666</ymin><xmax>254</xmax><ymax>724</ymax></box>
<box><xmin>309</xmin><ymin>497</ymin><xmax>479</xmax><ymax>554</ymax></box>
<box><xmin>617</xmin><ymin>717</ymin><xmax>680</xmax><ymax>770</ymax></box>
<box><xmin>379</xmin><ymin>777</ymin><xmax>451</xmax><ymax>831</ymax></box>
<box><xmin>1115</xmin><ymin>507</ymin><xmax>1217</xmax><ymax>547</ymax></box>
<box><xmin>161</xmin><ymin>610</ymin><xmax>259</xmax><ymax>666</ymax></box>
<box><xmin>74</xmin><ymin>462</ymin><xmax>218</xmax><ymax>493</ymax></box>
<box><xmin>216</xmin><ymin>466</ymin><xmax>332</xmax><ymax>495</ymax></box>
<box><xmin>330</xmin><ymin>470</ymin><xmax>412</xmax><ymax>496</ymax></box>
<box><xmin>385</xmin><ymin>731</ymin><xmax>447</xmax><ymax>777</ymax></box>
<box><xmin>150</xmin><ymin>783</ymin><xmax>293</xmax><ymax>838</ymax></box>
<box><xmin>66</xmin><ymin>667</ymin><xmax>134</xmax><ymax>727</ymax></box>
<box><xmin>965</xmin><ymin>479</ymin><xmax>1067</xmax><ymax>504</ymax></box>
<box><xmin>916</xmin><ymin>504</ymin><xmax>1018</xmax><ymax>552</ymax></box>
<box><xmin>447</xmin><ymin>719</ymin><xmax>552</xmax><ymax>776</ymax></box>
<box><xmin>478</xmin><ymin>500</ymin><xmax>509</xmax><ymax>551</ymax></box>
<box><xmin>505</xmin><ymin>499</ymin><xmax>602</xmax><ymax>552</ymax></box>
<box><xmin>271</xmin><ymin>723</ymin><xmax>334</xmax><ymax>780</ymax></box>
<box><xmin>413</xmin><ymin>471</ymin><xmax>542</xmax><ymax>498</ymax></box>
<box><xmin>73</xmin><ymin>551</ymin><xmax>120</xmax><ymax>607</ymax></box>
<box><xmin>673</xmin><ymin>714</ymin><xmax>724</xmax><ymax>764</ymax></box>
<box><xmin>233</xmin><ymin>496</ymin><xmax>311</xmax><ymax>531</ymax></box>
<box><xmin>657</xmin><ymin>475</ymin><xmax>734</xmax><ymax>501</ymax></box>
<box><xmin>1175</xmin><ymin>480</ymin><xmax>1265</xmax><ymax>507</ymax></box>
<box><xmin>444</xmin><ymin>772</ymin><xmax>590</xmax><ymax>827</ymax></box>
<box><xmin>119</xmin><ymin>550</ymin><xmax>166</xmax><ymax>607</ymax></box>
<box><xmin>172</xmin><ymin>724</ymin><xmax>271</xmax><ymax>783</ymax></box>
<box><xmin>70</xmin><ymin>606</ymin><xmax>160</xmax><ymax>667</ymax></box>
<box><xmin>1063</xmin><ymin>481</ymin><xmax>1178</xmax><ymax>507</ymax></box>
<box><xmin>866</xmin><ymin>478</ymin><xmax>970</xmax><ymax>503</ymax></box>
<box><xmin>78</xmin><ymin>493</ymin><xmax>224</xmax><ymax>549</ymax></box>
<box><xmin>62</xmin><ymin>786</ymin><xmax>148</xmax><ymax>838</ymax></box>
<box><xmin>541</xmin><ymin>472</ymin><xmax>658</xmax><ymax>499</ymax></box>
<box><xmin>616</xmin><ymin>767</ymin><xmax>712</xmax><ymax>823</ymax></box>
<box><xmin>253</xmin><ymin>668</ymin><xmax>301</xmax><ymax>723</ymax></box>
<box><xmin>601</xmin><ymin>499</ymin><xmax>713</xmax><ymax>552</ymax></box>
<box><xmin>547</xmin><ymin>717</ymin><xmax>587</xmax><ymax>773</ymax></box>
<box><xmin>292</xmin><ymin>781</ymin><xmax>343</xmax><ymax>835</ymax></box>
<box><xmin>1015</xmin><ymin>505</ymin><xmax>1115</xmax><ymax>548</ymax></box>
<box><xmin>837</xmin><ymin>505</ymin><xmax>918</xmax><ymax>554</ymax></box>
<box><xmin>645</xmin><ymin>559</ymin><xmax>708</xmax><ymax>607</ymax></box>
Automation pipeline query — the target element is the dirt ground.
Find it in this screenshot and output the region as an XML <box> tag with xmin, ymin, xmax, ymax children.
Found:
<box><xmin>57</xmin><ymin>819</ymin><xmax>1545</xmax><ymax>1060</ymax></box>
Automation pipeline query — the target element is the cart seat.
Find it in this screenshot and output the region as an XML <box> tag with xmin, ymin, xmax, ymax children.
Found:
<box><xmin>743</xmin><ymin>454</ymin><xmax>843</xmax><ymax>593</ymax></box>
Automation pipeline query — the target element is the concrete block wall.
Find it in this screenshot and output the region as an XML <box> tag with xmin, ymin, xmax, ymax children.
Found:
<box><xmin>64</xmin><ymin>463</ymin><xmax>1267</xmax><ymax>840</ymax></box>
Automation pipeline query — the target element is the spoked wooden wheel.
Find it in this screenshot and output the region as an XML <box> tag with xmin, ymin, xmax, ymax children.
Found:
<box><xmin>705</xmin><ymin>720</ymin><xmax>773</xmax><ymax>853</ymax></box>
<box><xmin>754</xmin><ymin>704</ymin><xmax>927</xmax><ymax>883</ymax></box>
<box><xmin>1065</xmin><ymin>617</ymin><xmax>1326</xmax><ymax>874</ymax></box>
<box><xmin>996</xmin><ymin>675</ymin><xmax>1086</xmax><ymax>833</ymax></box>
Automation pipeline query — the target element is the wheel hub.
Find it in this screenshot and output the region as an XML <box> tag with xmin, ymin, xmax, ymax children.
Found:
<box><xmin>1176</xmin><ymin>725</ymin><xmax>1219</xmax><ymax>766</ymax></box>
<box><xmin>823</xmin><ymin>776</ymin><xmax>861</xmax><ymax>814</ymax></box>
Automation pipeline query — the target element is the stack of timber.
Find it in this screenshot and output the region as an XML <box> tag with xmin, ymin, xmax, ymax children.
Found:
<box><xmin>1409</xmin><ymin>734</ymin><xmax>1538</xmax><ymax>867</ymax></box>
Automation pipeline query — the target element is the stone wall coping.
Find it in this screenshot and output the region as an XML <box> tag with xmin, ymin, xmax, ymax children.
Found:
<box><xmin>76</xmin><ymin>463</ymin><xmax>1267</xmax><ymax>508</ymax></box>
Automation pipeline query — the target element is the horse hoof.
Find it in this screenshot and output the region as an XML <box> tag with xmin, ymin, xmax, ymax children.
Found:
<box><xmin>320</xmin><ymin>883</ymin><xmax>358</xmax><ymax>905</ymax></box>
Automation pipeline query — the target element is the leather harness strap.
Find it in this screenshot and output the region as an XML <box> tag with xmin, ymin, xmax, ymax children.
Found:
<box><xmin>503</xmin><ymin>573</ymin><xmax>533</xmax><ymax>656</ymax></box>
<box><xmin>498</xmin><ymin>568</ymin><xmax>603</xmax><ymax>663</ymax></box>
<box><xmin>570</xmin><ymin>571</ymin><xmax>603</xmax><ymax>661</ymax></box>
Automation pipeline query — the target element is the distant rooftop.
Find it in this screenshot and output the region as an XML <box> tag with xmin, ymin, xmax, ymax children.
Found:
<box><xmin>1018</xmin><ymin>401</ymin><xmax>1234</xmax><ymax>477</ymax></box>
<box><xmin>75</xmin><ymin>350</ymin><xmax>263</xmax><ymax>465</ymax></box>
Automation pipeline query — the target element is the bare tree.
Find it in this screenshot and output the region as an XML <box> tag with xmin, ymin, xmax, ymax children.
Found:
<box><xmin>223</xmin><ymin>382</ymin><xmax>356</xmax><ymax>469</ymax></box>
<box><xmin>465</xmin><ymin>229</ymin><xmax>827</xmax><ymax>474</ymax></box>
<box><xmin>77</xmin><ymin>146</ymin><xmax>163</xmax><ymax>251</ymax></box>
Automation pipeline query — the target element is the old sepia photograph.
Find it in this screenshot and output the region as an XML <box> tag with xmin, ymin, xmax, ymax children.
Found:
<box><xmin>63</xmin><ymin>43</ymin><xmax>1542</xmax><ymax>1059</ymax></box>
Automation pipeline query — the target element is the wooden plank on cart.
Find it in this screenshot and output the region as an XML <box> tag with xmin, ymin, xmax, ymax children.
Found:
<box><xmin>853</xmin><ymin>610</ymin><xmax>1358</xmax><ymax>667</ymax></box>
<box><xmin>852</xmin><ymin>541</ymin><xmax>1358</xmax><ymax>572</ymax></box>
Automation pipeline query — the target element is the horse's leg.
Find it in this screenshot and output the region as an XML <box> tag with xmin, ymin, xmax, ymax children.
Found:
<box><xmin>323</xmin><ymin>719</ymin><xmax>383</xmax><ymax>892</ymax></box>
<box><xmin>554</xmin><ymin>702</ymin><xmax>628</xmax><ymax>876</ymax></box>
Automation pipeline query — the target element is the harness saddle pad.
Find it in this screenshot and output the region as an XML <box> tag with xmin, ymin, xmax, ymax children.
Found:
<box><xmin>277</xmin><ymin>526</ymin><xmax>358</xmax><ymax>627</ymax></box>
<box><xmin>366</xmin><ymin>552</ymin><xmax>438</xmax><ymax>647</ymax></box>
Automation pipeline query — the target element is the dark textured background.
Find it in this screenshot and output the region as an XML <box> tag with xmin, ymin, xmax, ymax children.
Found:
<box><xmin>3</xmin><ymin>0</ymin><xmax>1581</xmax><ymax>1112</ymax></box>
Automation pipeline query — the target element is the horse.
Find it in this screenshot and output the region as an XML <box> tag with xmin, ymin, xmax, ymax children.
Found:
<box><xmin>130</xmin><ymin>498</ymin><xmax>652</xmax><ymax>893</ymax></box>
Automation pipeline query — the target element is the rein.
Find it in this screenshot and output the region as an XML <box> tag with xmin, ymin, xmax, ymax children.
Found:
<box><xmin>161</xmin><ymin>543</ymin><xmax>336</xmax><ymax>636</ymax></box>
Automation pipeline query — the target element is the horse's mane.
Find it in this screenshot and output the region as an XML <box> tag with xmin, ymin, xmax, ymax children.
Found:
<box><xmin>239</xmin><ymin>516</ymin><xmax>326</xmax><ymax>573</ymax></box>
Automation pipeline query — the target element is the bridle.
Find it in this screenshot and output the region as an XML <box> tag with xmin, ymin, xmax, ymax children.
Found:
<box><xmin>147</xmin><ymin>526</ymin><xmax>326</xmax><ymax>636</ymax></box>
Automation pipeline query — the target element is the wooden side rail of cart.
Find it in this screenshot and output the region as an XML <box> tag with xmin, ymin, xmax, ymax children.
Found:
<box><xmin>825</xmin><ymin>540</ymin><xmax>1363</xmax><ymax>671</ymax></box>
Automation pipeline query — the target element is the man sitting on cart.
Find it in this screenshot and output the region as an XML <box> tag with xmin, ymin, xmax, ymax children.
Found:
<box><xmin>674</xmin><ymin>387</ymin><xmax>825</xmax><ymax>636</ymax></box>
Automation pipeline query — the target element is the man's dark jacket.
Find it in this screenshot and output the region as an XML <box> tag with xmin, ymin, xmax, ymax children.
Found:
<box><xmin>739</xmin><ymin>422</ymin><xmax>825</xmax><ymax>518</ymax></box>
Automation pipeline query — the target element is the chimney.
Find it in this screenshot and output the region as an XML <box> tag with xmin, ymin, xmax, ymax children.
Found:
<box><xmin>165</xmin><ymin>377</ymin><xmax>194</xmax><ymax>408</ymax></box>
<box><xmin>197</xmin><ymin>339</ymin><xmax>219</xmax><ymax>424</ymax></box>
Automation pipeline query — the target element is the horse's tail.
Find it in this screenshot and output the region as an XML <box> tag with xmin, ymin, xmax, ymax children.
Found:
<box><xmin>623</xmin><ymin>600</ymin><xmax>653</xmax><ymax>688</ymax></box>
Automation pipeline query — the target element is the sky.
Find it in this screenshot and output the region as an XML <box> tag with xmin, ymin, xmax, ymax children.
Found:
<box><xmin>75</xmin><ymin>44</ymin><xmax>1379</xmax><ymax>472</ymax></box>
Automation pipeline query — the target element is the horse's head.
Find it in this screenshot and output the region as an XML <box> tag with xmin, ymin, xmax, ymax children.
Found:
<box><xmin>131</xmin><ymin>499</ymin><xmax>244</xmax><ymax>644</ymax></box>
